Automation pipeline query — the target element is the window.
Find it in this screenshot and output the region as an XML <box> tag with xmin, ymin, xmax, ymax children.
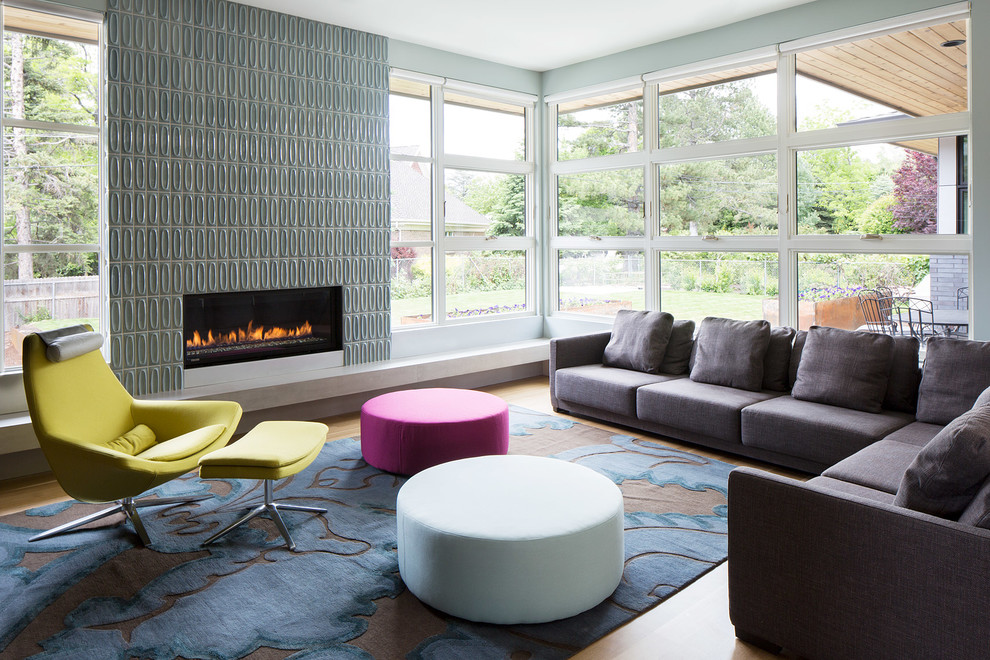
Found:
<box><xmin>660</xmin><ymin>252</ymin><xmax>777</xmax><ymax>323</ymax></box>
<box><xmin>658</xmin><ymin>62</ymin><xmax>776</xmax><ymax>147</ymax></box>
<box><xmin>557</xmin><ymin>169</ymin><xmax>644</xmax><ymax>237</ymax></box>
<box><xmin>796</xmin><ymin>253</ymin><xmax>969</xmax><ymax>333</ymax></box>
<box><xmin>659</xmin><ymin>155</ymin><xmax>777</xmax><ymax>236</ymax></box>
<box><xmin>557</xmin><ymin>88</ymin><xmax>642</xmax><ymax>161</ymax></box>
<box><xmin>796</xmin><ymin>138</ymin><xmax>964</xmax><ymax>235</ymax></box>
<box><xmin>549</xmin><ymin>86</ymin><xmax>647</xmax><ymax>317</ymax></box>
<box><xmin>389</xmin><ymin>79</ymin><xmax>433</xmax><ymax>325</ymax></box>
<box><xmin>549</xmin><ymin>6</ymin><xmax>971</xmax><ymax>334</ymax></box>
<box><xmin>558</xmin><ymin>250</ymin><xmax>645</xmax><ymax>314</ymax></box>
<box><xmin>389</xmin><ymin>73</ymin><xmax>535</xmax><ymax>328</ymax></box>
<box><xmin>1</xmin><ymin>5</ymin><xmax>103</xmax><ymax>372</ymax></box>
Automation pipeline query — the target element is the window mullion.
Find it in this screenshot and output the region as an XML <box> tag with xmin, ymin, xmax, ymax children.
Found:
<box><xmin>651</xmin><ymin>137</ymin><xmax>779</xmax><ymax>165</ymax></box>
<box><xmin>3</xmin><ymin>243</ymin><xmax>99</xmax><ymax>252</ymax></box>
<box><xmin>643</xmin><ymin>81</ymin><xmax>659</xmax><ymax>311</ymax></box>
<box><xmin>547</xmin><ymin>102</ymin><xmax>560</xmax><ymax>313</ymax></box>
<box><xmin>552</xmin><ymin>150</ymin><xmax>646</xmax><ymax>175</ymax></box>
<box><xmin>443</xmin><ymin>154</ymin><xmax>533</xmax><ymax>175</ymax></box>
<box><xmin>1</xmin><ymin>116</ymin><xmax>99</xmax><ymax>135</ymax></box>
<box><xmin>778</xmin><ymin>51</ymin><xmax>797</xmax><ymax>328</ymax></box>
<box><xmin>432</xmin><ymin>83</ymin><xmax>446</xmax><ymax>324</ymax></box>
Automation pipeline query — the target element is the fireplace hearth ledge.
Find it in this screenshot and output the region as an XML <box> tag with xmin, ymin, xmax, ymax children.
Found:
<box><xmin>0</xmin><ymin>339</ymin><xmax>549</xmax><ymax>461</ymax></box>
<box><xmin>184</xmin><ymin>349</ymin><xmax>345</xmax><ymax>388</ymax></box>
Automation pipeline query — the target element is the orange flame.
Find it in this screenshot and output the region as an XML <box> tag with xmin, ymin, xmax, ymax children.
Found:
<box><xmin>187</xmin><ymin>320</ymin><xmax>314</xmax><ymax>349</ymax></box>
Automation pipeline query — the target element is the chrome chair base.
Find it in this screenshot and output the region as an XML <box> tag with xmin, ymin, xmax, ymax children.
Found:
<box><xmin>201</xmin><ymin>480</ymin><xmax>325</xmax><ymax>551</ymax></box>
<box><xmin>28</xmin><ymin>494</ymin><xmax>211</xmax><ymax>545</ymax></box>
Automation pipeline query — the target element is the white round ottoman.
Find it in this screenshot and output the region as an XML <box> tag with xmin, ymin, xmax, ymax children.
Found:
<box><xmin>396</xmin><ymin>455</ymin><xmax>625</xmax><ymax>624</ymax></box>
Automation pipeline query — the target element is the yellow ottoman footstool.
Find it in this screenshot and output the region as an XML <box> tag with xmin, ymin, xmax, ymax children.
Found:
<box><xmin>198</xmin><ymin>420</ymin><xmax>329</xmax><ymax>551</ymax></box>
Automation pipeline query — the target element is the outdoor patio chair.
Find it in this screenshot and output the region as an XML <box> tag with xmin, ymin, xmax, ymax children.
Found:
<box><xmin>892</xmin><ymin>297</ymin><xmax>936</xmax><ymax>342</ymax></box>
<box><xmin>857</xmin><ymin>289</ymin><xmax>896</xmax><ymax>335</ymax></box>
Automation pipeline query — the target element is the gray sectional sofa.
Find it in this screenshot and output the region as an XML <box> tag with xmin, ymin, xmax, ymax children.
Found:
<box><xmin>550</xmin><ymin>314</ymin><xmax>925</xmax><ymax>474</ymax></box>
<box><xmin>551</xmin><ymin>313</ymin><xmax>990</xmax><ymax>658</ymax></box>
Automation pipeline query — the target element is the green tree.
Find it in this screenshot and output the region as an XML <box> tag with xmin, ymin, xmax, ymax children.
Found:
<box><xmin>856</xmin><ymin>194</ymin><xmax>900</xmax><ymax>234</ymax></box>
<box><xmin>659</xmin><ymin>83</ymin><xmax>775</xmax><ymax>147</ymax></box>
<box><xmin>485</xmin><ymin>173</ymin><xmax>526</xmax><ymax>236</ymax></box>
<box><xmin>558</xmin><ymin>169</ymin><xmax>644</xmax><ymax>237</ymax></box>
<box><xmin>796</xmin><ymin>143</ymin><xmax>898</xmax><ymax>234</ymax></box>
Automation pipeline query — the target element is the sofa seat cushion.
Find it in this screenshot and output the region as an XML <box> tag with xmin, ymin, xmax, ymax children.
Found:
<box><xmin>554</xmin><ymin>365</ymin><xmax>681</xmax><ymax>418</ymax></box>
<box><xmin>882</xmin><ymin>421</ymin><xmax>944</xmax><ymax>448</ymax></box>
<box><xmin>637</xmin><ymin>379</ymin><xmax>782</xmax><ymax>443</ymax></box>
<box><xmin>807</xmin><ymin>476</ymin><xmax>897</xmax><ymax>506</ymax></box>
<box><xmin>741</xmin><ymin>397</ymin><xmax>914</xmax><ymax>468</ymax></box>
<box><xmin>822</xmin><ymin>439</ymin><xmax>923</xmax><ymax>494</ymax></box>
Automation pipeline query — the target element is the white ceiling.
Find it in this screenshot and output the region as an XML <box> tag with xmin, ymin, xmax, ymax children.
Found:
<box><xmin>234</xmin><ymin>0</ymin><xmax>817</xmax><ymax>71</ymax></box>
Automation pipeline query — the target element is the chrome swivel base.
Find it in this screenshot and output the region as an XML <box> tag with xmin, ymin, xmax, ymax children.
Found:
<box><xmin>28</xmin><ymin>494</ymin><xmax>211</xmax><ymax>545</ymax></box>
<box><xmin>201</xmin><ymin>480</ymin><xmax>325</xmax><ymax>551</ymax></box>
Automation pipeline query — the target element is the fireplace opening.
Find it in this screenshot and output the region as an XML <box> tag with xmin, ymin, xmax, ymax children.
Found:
<box><xmin>183</xmin><ymin>287</ymin><xmax>342</xmax><ymax>370</ymax></box>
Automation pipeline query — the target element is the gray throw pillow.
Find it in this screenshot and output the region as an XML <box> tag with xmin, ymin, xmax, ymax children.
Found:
<box><xmin>894</xmin><ymin>405</ymin><xmax>990</xmax><ymax>518</ymax></box>
<box><xmin>791</xmin><ymin>326</ymin><xmax>894</xmax><ymax>413</ymax></box>
<box><xmin>689</xmin><ymin>317</ymin><xmax>771</xmax><ymax>392</ymax></box>
<box><xmin>916</xmin><ymin>338</ymin><xmax>990</xmax><ymax>425</ymax></box>
<box><xmin>602</xmin><ymin>310</ymin><xmax>674</xmax><ymax>374</ymax></box>
<box><xmin>958</xmin><ymin>475</ymin><xmax>990</xmax><ymax>529</ymax></box>
<box><xmin>882</xmin><ymin>336</ymin><xmax>921</xmax><ymax>414</ymax></box>
<box><xmin>974</xmin><ymin>385</ymin><xmax>990</xmax><ymax>409</ymax></box>
<box><xmin>763</xmin><ymin>326</ymin><xmax>796</xmax><ymax>392</ymax></box>
<box><xmin>787</xmin><ymin>330</ymin><xmax>807</xmax><ymax>390</ymax></box>
<box><xmin>659</xmin><ymin>319</ymin><xmax>695</xmax><ymax>375</ymax></box>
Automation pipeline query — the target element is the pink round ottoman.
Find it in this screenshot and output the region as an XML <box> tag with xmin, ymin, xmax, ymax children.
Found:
<box><xmin>360</xmin><ymin>388</ymin><xmax>509</xmax><ymax>475</ymax></box>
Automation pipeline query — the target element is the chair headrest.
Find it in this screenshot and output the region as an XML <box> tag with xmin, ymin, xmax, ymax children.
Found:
<box><xmin>35</xmin><ymin>325</ymin><xmax>104</xmax><ymax>362</ymax></box>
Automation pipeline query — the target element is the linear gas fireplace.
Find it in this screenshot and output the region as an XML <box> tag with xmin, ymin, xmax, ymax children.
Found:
<box><xmin>183</xmin><ymin>287</ymin><xmax>343</xmax><ymax>387</ymax></box>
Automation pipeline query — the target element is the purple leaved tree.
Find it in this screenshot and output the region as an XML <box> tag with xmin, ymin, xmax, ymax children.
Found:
<box><xmin>891</xmin><ymin>151</ymin><xmax>938</xmax><ymax>234</ymax></box>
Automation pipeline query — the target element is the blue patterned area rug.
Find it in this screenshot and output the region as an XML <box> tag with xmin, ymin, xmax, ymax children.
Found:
<box><xmin>0</xmin><ymin>407</ymin><xmax>733</xmax><ymax>659</ymax></box>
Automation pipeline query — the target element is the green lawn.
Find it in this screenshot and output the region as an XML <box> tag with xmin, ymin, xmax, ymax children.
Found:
<box><xmin>392</xmin><ymin>290</ymin><xmax>527</xmax><ymax>323</ymax></box>
<box><xmin>393</xmin><ymin>288</ymin><xmax>769</xmax><ymax>324</ymax></box>
<box><xmin>659</xmin><ymin>291</ymin><xmax>767</xmax><ymax>323</ymax></box>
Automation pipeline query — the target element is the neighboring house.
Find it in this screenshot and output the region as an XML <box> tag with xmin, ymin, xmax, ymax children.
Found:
<box><xmin>390</xmin><ymin>147</ymin><xmax>492</xmax><ymax>240</ymax></box>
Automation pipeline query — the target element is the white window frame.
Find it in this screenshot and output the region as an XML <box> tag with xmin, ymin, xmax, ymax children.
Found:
<box><xmin>390</xmin><ymin>70</ymin><xmax>537</xmax><ymax>329</ymax></box>
<box><xmin>548</xmin><ymin>81</ymin><xmax>650</xmax><ymax>315</ymax></box>
<box><xmin>0</xmin><ymin>0</ymin><xmax>106</xmax><ymax>377</ymax></box>
<box><xmin>548</xmin><ymin>5</ymin><xmax>973</xmax><ymax>331</ymax></box>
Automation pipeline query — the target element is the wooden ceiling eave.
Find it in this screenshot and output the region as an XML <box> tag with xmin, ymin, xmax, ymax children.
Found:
<box><xmin>836</xmin><ymin>41</ymin><xmax>966</xmax><ymax>108</ymax></box>
<box><xmin>798</xmin><ymin>50</ymin><xmax>956</xmax><ymax>118</ymax></box>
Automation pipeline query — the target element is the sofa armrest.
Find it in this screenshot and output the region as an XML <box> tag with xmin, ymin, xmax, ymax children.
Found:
<box><xmin>549</xmin><ymin>332</ymin><xmax>611</xmax><ymax>409</ymax></box>
<box><xmin>728</xmin><ymin>467</ymin><xmax>990</xmax><ymax>659</ymax></box>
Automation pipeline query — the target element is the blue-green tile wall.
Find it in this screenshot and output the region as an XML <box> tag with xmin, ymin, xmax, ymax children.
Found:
<box><xmin>106</xmin><ymin>0</ymin><xmax>391</xmax><ymax>395</ymax></box>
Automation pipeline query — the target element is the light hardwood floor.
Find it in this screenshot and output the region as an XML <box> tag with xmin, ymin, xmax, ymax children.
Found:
<box><xmin>0</xmin><ymin>376</ymin><xmax>790</xmax><ymax>659</ymax></box>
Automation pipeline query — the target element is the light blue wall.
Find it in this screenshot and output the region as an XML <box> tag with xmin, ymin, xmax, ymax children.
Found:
<box><xmin>46</xmin><ymin>0</ymin><xmax>106</xmax><ymax>12</ymax></box>
<box><xmin>388</xmin><ymin>39</ymin><xmax>540</xmax><ymax>95</ymax></box>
